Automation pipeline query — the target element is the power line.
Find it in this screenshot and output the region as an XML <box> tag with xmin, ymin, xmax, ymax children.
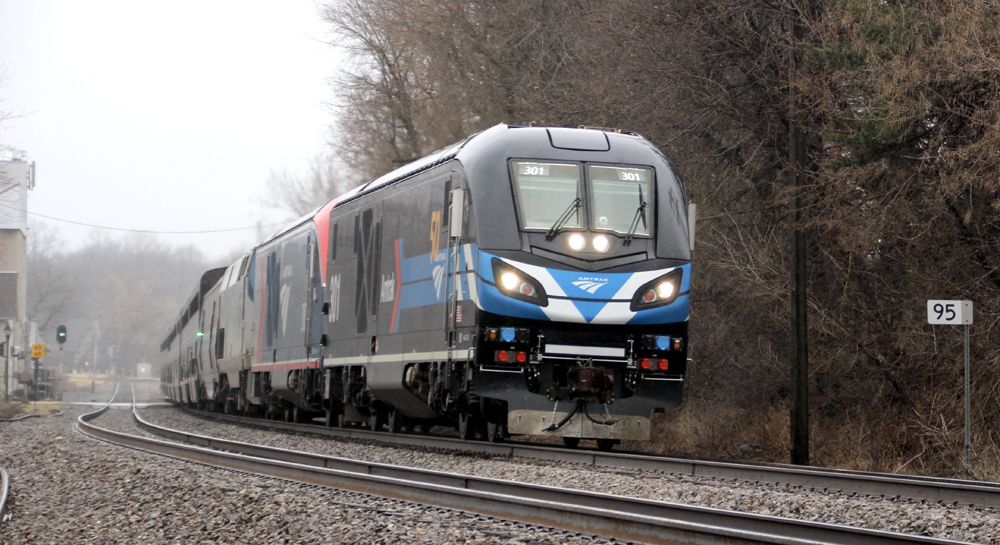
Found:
<box><xmin>0</xmin><ymin>202</ymin><xmax>282</xmax><ymax>234</ymax></box>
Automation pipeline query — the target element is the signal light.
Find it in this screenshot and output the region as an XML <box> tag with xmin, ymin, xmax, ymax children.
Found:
<box><xmin>196</xmin><ymin>331</ymin><xmax>204</xmax><ymax>337</ymax></box>
<box><xmin>56</xmin><ymin>325</ymin><xmax>67</xmax><ymax>345</ymax></box>
<box><xmin>515</xmin><ymin>351</ymin><xmax>527</xmax><ymax>363</ymax></box>
<box><xmin>639</xmin><ymin>358</ymin><xmax>650</xmax><ymax>370</ymax></box>
<box><xmin>657</xmin><ymin>359</ymin><xmax>669</xmax><ymax>371</ymax></box>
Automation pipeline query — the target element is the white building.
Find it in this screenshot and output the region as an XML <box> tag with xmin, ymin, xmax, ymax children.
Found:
<box><xmin>1</xmin><ymin>150</ymin><xmax>35</xmax><ymax>399</ymax></box>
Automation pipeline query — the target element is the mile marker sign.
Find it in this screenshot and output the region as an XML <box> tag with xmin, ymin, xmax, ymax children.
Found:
<box><xmin>927</xmin><ymin>299</ymin><xmax>974</xmax><ymax>475</ymax></box>
<box><xmin>927</xmin><ymin>300</ymin><xmax>973</xmax><ymax>325</ymax></box>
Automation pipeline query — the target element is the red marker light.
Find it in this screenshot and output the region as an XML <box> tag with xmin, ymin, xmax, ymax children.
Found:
<box><xmin>496</xmin><ymin>350</ymin><xmax>509</xmax><ymax>363</ymax></box>
<box><xmin>657</xmin><ymin>359</ymin><xmax>669</xmax><ymax>371</ymax></box>
<box><xmin>516</xmin><ymin>351</ymin><xmax>527</xmax><ymax>363</ymax></box>
<box><xmin>640</xmin><ymin>358</ymin><xmax>651</xmax><ymax>370</ymax></box>
<box><xmin>521</xmin><ymin>283</ymin><xmax>535</xmax><ymax>296</ymax></box>
<box><xmin>643</xmin><ymin>290</ymin><xmax>656</xmax><ymax>303</ymax></box>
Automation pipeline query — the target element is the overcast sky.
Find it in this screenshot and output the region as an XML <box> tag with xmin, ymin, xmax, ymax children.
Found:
<box><xmin>0</xmin><ymin>1</ymin><xmax>339</xmax><ymax>262</ymax></box>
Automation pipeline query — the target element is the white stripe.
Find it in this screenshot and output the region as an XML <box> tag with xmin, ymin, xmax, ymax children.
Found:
<box><xmin>592</xmin><ymin>267</ymin><xmax>677</xmax><ymax>324</ymax></box>
<box><xmin>464</xmin><ymin>245</ymin><xmax>478</xmax><ymax>303</ymax></box>
<box><xmin>545</xmin><ymin>344</ymin><xmax>625</xmax><ymax>358</ymax></box>
<box><xmin>323</xmin><ymin>350</ymin><xmax>454</xmax><ymax>366</ymax></box>
<box><xmin>503</xmin><ymin>259</ymin><xmax>586</xmax><ymax>323</ymax></box>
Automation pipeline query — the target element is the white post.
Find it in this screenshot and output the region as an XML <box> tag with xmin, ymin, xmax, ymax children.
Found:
<box><xmin>964</xmin><ymin>323</ymin><xmax>971</xmax><ymax>475</ymax></box>
<box><xmin>927</xmin><ymin>299</ymin><xmax>974</xmax><ymax>477</ymax></box>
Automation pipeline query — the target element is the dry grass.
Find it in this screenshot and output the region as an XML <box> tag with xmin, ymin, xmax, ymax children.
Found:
<box><xmin>61</xmin><ymin>374</ymin><xmax>116</xmax><ymax>392</ymax></box>
<box><xmin>0</xmin><ymin>402</ymin><xmax>25</xmax><ymax>419</ymax></box>
<box><xmin>639</xmin><ymin>400</ymin><xmax>1000</xmax><ymax>481</ymax></box>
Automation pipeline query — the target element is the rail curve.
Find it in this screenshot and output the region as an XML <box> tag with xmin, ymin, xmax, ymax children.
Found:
<box><xmin>68</xmin><ymin>384</ymin><xmax>966</xmax><ymax>545</ymax></box>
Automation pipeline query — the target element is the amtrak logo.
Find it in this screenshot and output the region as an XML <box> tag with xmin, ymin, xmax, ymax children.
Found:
<box><xmin>572</xmin><ymin>277</ymin><xmax>608</xmax><ymax>294</ymax></box>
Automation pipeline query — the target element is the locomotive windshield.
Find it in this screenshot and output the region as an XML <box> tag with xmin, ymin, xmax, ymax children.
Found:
<box><xmin>588</xmin><ymin>165</ymin><xmax>654</xmax><ymax>237</ymax></box>
<box><xmin>511</xmin><ymin>161</ymin><xmax>655</xmax><ymax>237</ymax></box>
<box><xmin>511</xmin><ymin>162</ymin><xmax>582</xmax><ymax>230</ymax></box>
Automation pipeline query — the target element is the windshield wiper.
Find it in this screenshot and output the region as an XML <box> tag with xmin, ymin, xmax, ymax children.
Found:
<box><xmin>546</xmin><ymin>197</ymin><xmax>581</xmax><ymax>241</ymax></box>
<box><xmin>624</xmin><ymin>185</ymin><xmax>648</xmax><ymax>245</ymax></box>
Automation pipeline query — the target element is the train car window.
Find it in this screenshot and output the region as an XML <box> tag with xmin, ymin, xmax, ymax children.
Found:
<box><xmin>510</xmin><ymin>161</ymin><xmax>582</xmax><ymax>230</ymax></box>
<box><xmin>216</xmin><ymin>328</ymin><xmax>225</xmax><ymax>359</ymax></box>
<box><xmin>329</xmin><ymin>222</ymin><xmax>338</xmax><ymax>262</ymax></box>
<box><xmin>442</xmin><ymin>179</ymin><xmax>451</xmax><ymax>227</ymax></box>
<box><xmin>588</xmin><ymin>165</ymin><xmax>655</xmax><ymax>237</ymax></box>
<box><xmin>246</xmin><ymin>253</ymin><xmax>256</xmax><ymax>301</ymax></box>
<box><xmin>265</xmin><ymin>250</ymin><xmax>279</xmax><ymax>347</ymax></box>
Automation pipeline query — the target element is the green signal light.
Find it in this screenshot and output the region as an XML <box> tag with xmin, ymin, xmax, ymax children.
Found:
<box><xmin>196</xmin><ymin>331</ymin><xmax>204</xmax><ymax>337</ymax></box>
<box><xmin>58</xmin><ymin>332</ymin><xmax>66</xmax><ymax>337</ymax></box>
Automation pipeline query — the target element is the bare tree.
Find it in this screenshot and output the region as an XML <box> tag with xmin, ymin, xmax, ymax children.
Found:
<box><xmin>264</xmin><ymin>153</ymin><xmax>357</xmax><ymax>218</ymax></box>
<box><xmin>25</xmin><ymin>222</ymin><xmax>75</xmax><ymax>333</ymax></box>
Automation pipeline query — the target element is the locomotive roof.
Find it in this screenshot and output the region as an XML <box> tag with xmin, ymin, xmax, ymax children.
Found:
<box><xmin>254</xmin><ymin>124</ymin><xmax>678</xmax><ymax>249</ymax></box>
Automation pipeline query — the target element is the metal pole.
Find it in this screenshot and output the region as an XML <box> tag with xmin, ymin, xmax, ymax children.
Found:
<box><xmin>964</xmin><ymin>323</ymin><xmax>971</xmax><ymax>475</ymax></box>
<box><xmin>789</xmin><ymin>17</ymin><xmax>809</xmax><ymax>466</ymax></box>
<box><xmin>92</xmin><ymin>320</ymin><xmax>99</xmax><ymax>392</ymax></box>
<box><xmin>32</xmin><ymin>357</ymin><xmax>38</xmax><ymax>412</ymax></box>
<box><xmin>3</xmin><ymin>324</ymin><xmax>9</xmax><ymax>402</ymax></box>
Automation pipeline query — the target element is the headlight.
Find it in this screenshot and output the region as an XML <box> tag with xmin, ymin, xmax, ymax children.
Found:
<box><xmin>592</xmin><ymin>234</ymin><xmax>610</xmax><ymax>252</ymax></box>
<box><xmin>630</xmin><ymin>269</ymin><xmax>683</xmax><ymax>311</ymax></box>
<box><xmin>568</xmin><ymin>233</ymin><xmax>586</xmax><ymax>251</ymax></box>
<box><xmin>491</xmin><ymin>259</ymin><xmax>548</xmax><ymax>306</ymax></box>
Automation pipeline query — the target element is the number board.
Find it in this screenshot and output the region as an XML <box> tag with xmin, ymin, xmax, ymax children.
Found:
<box><xmin>31</xmin><ymin>343</ymin><xmax>46</xmax><ymax>359</ymax></box>
<box><xmin>927</xmin><ymin>300</ymin><xmax>973</xmax><ymax>325</ymax></box>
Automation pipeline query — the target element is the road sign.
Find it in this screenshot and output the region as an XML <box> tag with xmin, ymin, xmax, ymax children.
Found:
<box><xmin>31</xmin><ymin>343</ymin><xmax>46</xmax><ymax>359</ymax></box>
<box><xmin>927</xmin><ymin>300</ymin><xmax>973</xmax><ymax>325</ymax></box>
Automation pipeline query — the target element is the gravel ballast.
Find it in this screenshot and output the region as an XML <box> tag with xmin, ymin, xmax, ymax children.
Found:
<box><xmin>0</xmin><ymin>384</ymin><xmax>616</xmax><ymax>544</ymax></box>
<box><xmin>118</xmin><ymin>382</ymin><xmax>1000</xmax><ymax>544</ymax></box>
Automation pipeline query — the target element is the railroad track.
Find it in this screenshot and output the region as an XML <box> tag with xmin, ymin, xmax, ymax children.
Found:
<box><xmin>0</xmin><ymin>467</ymin><xmax>10</xmax><ymax>524</ymax></box>
<box><xmin>70</xmin><ymin>383</ymin><xmax>966</xmax><ymax>545</ymax></box>
<box><xmin>177</xmin><ymin>404</ymin><xmax>1000</xmax><ymax>510</ymax></box>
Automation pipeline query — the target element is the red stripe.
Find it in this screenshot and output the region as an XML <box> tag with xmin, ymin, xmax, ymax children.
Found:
<box><xmin>390</xmin><ymin>239</ymin><xmax>402</xmax><ymax>333</ymax></box>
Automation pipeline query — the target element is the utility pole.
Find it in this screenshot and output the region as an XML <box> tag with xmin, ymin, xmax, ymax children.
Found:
<box><xmin>789</xmin><ymin>13</ymin><xmax>810</xmax><ymax>466</ymax></box>
<box><xmin>91</xmin><ymin>320</ymin><xmax>99</xmax><ymax>392</ymax></box>
<box><xmin>3</xmin><ymin>321</ymin><xmax>11</xmax><ymax>402</ymax></box>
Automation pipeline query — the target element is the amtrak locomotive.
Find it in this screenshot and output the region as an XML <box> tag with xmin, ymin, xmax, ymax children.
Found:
<box><xmin>161</xmin><ymin>124</ymin><xmax>694</xmax><ymax>450</ymax></box>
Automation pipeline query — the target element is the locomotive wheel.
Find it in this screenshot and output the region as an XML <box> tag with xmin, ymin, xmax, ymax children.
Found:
<box><xmin>293</xmin><ymin>406</ymin><xmax>303</xmax><ymax>423</ymax></box>
<box><xmin>458</xmin><ymin>412</ymin><xmax>477</xmax><ymax>440</ymax></box>
<box><xmin>486</xmin><ymin>421</ymin><xmax>505</xmax><ymax>443</ymax></box>
<box><xmin>596</xmin><ymin>439</ymin><xmax>618</xmax><ymax>452</ymax></box>
<box><xmin>562</xmin><ymin>437</ymin><xmax>581</xmax><ymax>449</ymax></box>
<box><xmin>387</xmin><ymin>408</ymin><xmax>403</xmax><ymax>434</ymax></box>
<box><xmin>337</xmin><ymin>411</ymin><xmax>347</xmax><ymax>428</ymax></box>
<box><xmin>284</xmin><ymin>408</ymin><xmax>294</xmax><ymax>423</ymax></box>
<box><xmin>369</xmin><ymin>409</ymin><xmax>385</xmax><ymax>432</ymax></box>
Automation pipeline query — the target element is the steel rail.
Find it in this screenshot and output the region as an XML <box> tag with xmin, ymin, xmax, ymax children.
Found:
<box><xmin>0</xmin><ymin>467</ymin><xmax>9</xmax><ymax>524</ymax></box>
<box><xmin>177</xmin><ymin>406</ymin><xmax>1000</xmax><ymax>509</ymax></box>
<box><xmin>114</xmin><ymin>399</ymin><xmax>964</xmax><ymax>545</ymax></box>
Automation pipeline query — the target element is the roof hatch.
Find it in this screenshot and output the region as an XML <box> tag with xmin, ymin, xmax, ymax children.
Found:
<box><xmin>546</xmin><ymin>127</ymin><xmax>610</xmax><ymax>152</ymax></box>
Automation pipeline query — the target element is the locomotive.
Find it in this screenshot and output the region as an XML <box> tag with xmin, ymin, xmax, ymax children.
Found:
<box><xmin>160</xmin><ymin>124</ymin><xmax>694</xmax><ymax>450</ymax></box>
